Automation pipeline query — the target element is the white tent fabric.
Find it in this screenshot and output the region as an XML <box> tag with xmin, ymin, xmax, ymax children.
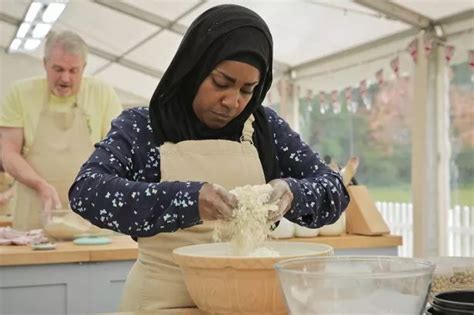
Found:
<box><xmin>0</xmin><ymin>0</ymin><xmax>472</xmax><ymax>101</ymax></box>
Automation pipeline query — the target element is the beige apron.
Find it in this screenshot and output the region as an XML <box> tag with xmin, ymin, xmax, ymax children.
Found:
<box><xmin>12</xmin><ymin>91</ymin><xmax>94</xmax><ymax>231</ymax></box>
<box><xmin>120</xmin><ymin>115</ymin><xmax>266</xmax><ymax>311</ymax></box>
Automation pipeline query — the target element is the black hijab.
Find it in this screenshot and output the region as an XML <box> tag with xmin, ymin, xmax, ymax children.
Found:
<box><xmin>149</xmin><ymin>4</ymin><xmax>280</xmax><ymax>182</ymax></box>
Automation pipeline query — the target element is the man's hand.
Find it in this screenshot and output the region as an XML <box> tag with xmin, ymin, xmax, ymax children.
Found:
<box><xmin>36</xmin><ymin>181</ymin><xmax>62</xmax><ymax>221</ymax></box>
<box><xmin>0</xmin><ymin>187</ymin><xmax>14</xmax><ymax>205</ymax></box>
<box><xmin>267</xmin><ymin>179</ymin><xmax>293</xmax><ymax>223</ymax></box>
<box><xmin>198</xmin><ymin>183</ymin><xmax>238</xmax><ymax>221</ymax></box>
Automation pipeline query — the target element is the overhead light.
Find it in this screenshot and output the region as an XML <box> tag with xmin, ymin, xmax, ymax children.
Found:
<box><xmin>9</xmin><ymin>38</ymin><xmax>23</xmax><ymax>51</ymax></box>
<box><xmin>42</xmin><ymin>3</ymin><xmax>66</xmax><ymax>23</ymax></box>
<box><xmin>32</xmin><ymin>23</ymin><xmax>52</xmax><ymax>38</ymax></box>
<box><xmin>16</xmin><ymin>22</ymin><xmax>31</xmax><ymax>38</ymax></box>
<box><xmin>25</xmin><ymin>2</ymin><xmax>43</xmax><ymax>22</ymax></box>
<box><xmin>434</xmin><ymin>25</ymin><xmax>444</xmax><ymax>38</ymax></box>
<box><xmin>24</xmin><ymin>38</ymin><xmax>42</xmax><ymax>50</ymax></box>
<box><xmin>8</xmin><ymin>1</ymin><xmax>68</xmax><ymax>53</ymax></box>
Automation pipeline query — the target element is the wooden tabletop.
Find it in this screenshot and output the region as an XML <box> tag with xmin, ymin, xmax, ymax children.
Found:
<box><xmin>0</xmin><ymin>235</ymin><xmax>137</xmax><ymax>266</ymax></box>
<box><xmin>0</xmin><ymin>234</ymin><xmax>402</xmax><ymax>267</ymax></box>
<box><xmin>99</xmin><ymin>309</ymin><xmax>203</xmax><ymax>315</ymax></box>
<box><xmin>0</xmin><ymin>215</ymin><xmax>12</xmax><ymax>227</ymax></box>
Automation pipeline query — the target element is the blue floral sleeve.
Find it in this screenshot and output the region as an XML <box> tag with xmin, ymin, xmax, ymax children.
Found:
<box><xmin>265</xmin><ymin>107</ymin><xmax>350</xmax><ymax>228</ymax></box>
<box><xmin>69</xmin><ymin>107</ymin><xmax>203</xmax><ymax>237</ymax></box>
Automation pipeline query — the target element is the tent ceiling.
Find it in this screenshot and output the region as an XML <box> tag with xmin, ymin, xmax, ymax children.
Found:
<box><xmin>0</xmin><ymin>0</ymin><xmax>472</xmax><ymax>101</ymax></box>
<box><xmin>394</xmin><ymin>0</ymin><xmax>474</xmax><ymax>20</ymax></box>
<box><xmin>121</xmin><ymin>0</ymin><xmax>201</xmax><ymax>22</ymax></box>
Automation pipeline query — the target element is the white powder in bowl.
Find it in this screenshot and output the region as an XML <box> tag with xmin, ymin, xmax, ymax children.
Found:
<box><xmin>249</xmin><ymin>246</ymin><xmax>280</xmax><ymax>257</ymax></box>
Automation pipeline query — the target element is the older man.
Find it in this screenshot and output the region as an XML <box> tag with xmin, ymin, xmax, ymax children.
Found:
<box><xmin>0</xmin><ymin>31</ymin><xmax>122</xmax><ymax>230</ymax></box>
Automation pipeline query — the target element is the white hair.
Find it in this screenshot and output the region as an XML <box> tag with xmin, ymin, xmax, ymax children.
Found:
<box><xmin>44</xmin><ymin>31</ymin><xmax>88</xmax><ymax>62</ymax></box>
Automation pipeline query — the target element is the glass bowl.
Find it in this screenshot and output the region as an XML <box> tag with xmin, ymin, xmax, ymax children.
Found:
<box><xmin>274</xmin><ymin>256</ymin><xmax>434</xmax><ymax>315</ymax></box>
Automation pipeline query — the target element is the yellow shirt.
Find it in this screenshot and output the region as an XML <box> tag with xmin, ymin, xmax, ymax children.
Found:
<box><xmin>0</xmin><ymin>77</ymin><xmax>122</xmax><ymax>154</ymax></box>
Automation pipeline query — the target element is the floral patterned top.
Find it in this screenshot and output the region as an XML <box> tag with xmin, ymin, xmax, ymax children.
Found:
<box><xmin>69</xmin><ymin>106</ymin><xmax>349</xmax><ymax>237</ymax></box>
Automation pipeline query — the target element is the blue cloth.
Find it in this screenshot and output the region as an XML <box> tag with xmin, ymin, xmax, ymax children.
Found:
<box><xmin>69</xmin><ymin>107</ymin><xmax>349</xmax><ymax>237</ymax></box>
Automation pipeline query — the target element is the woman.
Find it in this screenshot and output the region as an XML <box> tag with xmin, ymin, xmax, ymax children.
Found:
<box><xmin>69</xmin><ymin>4</ymin><xmax>349</xmax><ymax>311</ymax></box>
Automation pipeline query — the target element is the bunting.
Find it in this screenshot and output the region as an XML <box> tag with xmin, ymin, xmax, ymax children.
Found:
<box><xmin>306</xmin><ymin>89</ymin><xmax>313</xmax><ymax>112</ymax></box>
<box><xmin>360</xmin><ymin>79</ymin><xmax>371</xmax><ymax>110</ymax></box>
<box><xmin>407</xmin><ymin>38</ymin><xmax>418</xmax><ymax>62</ymax></box>
<box><xmin>445</xmin><ymin>45</ymin><xmax>455</xmax><ymax>63</ymax></box>
<box><xmin>319</xmin><ymin>91</ymin><xmax>328</xmax><ymax>114</ymax></box>
<box><xmin>469</xmin><ymin>50</ymin><xmax>474</xmax><ymax>71</ymax></box>
<box><xmin>345</xmin><ymin>87</ymin><xmax>357</xmax><ymax>113</ymax></box>
<box><xmin>331</xmin><ymin>90</ymin><xmax>341</xmax><ymax>114</ymax></box>
<box><xmin>375</xmin><ymin>69</ymin><xmax>384</xmax><ymax>86</ymax></box>
<box><xmin>288</xmin><ymin>36</ymin><xmax>471</xmax><ymax>116</ymax></box>
<box><xmin>390</xmin><ymin>57</ymin><xmax>400</xmax><ymax>77</ymax></box>
<box><xmin>424</xmin><ymin>35</ymin><xmax>434</xmax><ymax>56</ymax></box>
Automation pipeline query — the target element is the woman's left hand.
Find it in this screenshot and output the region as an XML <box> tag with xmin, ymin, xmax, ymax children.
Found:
<box><xmin>267</xmin><ymin>179</ymin><xmax>293</xmax><ymax>223</ymax></box>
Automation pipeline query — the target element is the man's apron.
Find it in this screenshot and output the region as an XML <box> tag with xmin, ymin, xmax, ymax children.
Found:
<box><xmin>120</xmin><ymin>115</ymin><xmax>266</xmax><ymax>311</ymax></box>
<box><xmin>12</xmin><ymin>92</ymin><xmax>94</xmax><ymax>231</ymax></box>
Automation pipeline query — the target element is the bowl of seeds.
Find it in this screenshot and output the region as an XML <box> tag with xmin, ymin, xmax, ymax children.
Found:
<box><xmin>430</xmin><ymin>257</ymin><xmax>474</xmax><ymax>296</ymax></box>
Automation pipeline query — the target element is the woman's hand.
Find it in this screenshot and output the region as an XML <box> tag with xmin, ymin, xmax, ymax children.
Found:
<box><xmin>267</xmin><ymin>179</ymin><xmax>293</xmax><ymax>223</ymax></box>
<box><xmin>198</xmin><ymin>183</ymin><xmax>238</xmax><ymax>221</ymax></box>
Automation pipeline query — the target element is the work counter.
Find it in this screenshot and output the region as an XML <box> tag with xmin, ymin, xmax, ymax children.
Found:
<box><xmin>0</xmin><ymin>234</ymin><xmax>401</xmax><ymax>266</ymax></box>
<box><xmin>0</xmin><ymin>234</ymin><xmax>402</xmax><ymax>314</ymax></box>
<box><xmin>0</xmin><ymin>215</ymin><xmax>12</xmax><ymax>227</ymax></box>
<box><xmin>100</xmin><ymin>311</ymin><xmax>203</xmax><ymax>315</ymax></box>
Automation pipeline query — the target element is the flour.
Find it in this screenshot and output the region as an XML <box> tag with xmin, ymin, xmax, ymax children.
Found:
<box><xmin>249</xmin><ymin>246</ymin><xmax>279</xmax><ymax>257</ymax></box>
<box><xmin>213</xmin><ymin>184</ymin><xmax>279</xmax><ymax>256</ymax></box>
<box><xmin>287</xmin><ymin>286</ymin><xmax>424</xmax><ymax>314</ymax></box>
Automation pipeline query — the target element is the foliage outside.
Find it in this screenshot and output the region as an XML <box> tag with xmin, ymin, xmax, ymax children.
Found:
<box><xmin>296</xmin><ymin>62</ymin><xmax>473</xmax><ymax>206</ymax></box>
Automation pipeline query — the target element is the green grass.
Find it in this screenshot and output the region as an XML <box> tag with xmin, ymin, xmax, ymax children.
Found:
<box><xmin>451</xmin><ymin>185</ymin><xmax>474</xmax><ymax>206</ymax></box>
<box><xmin>367</xmin><ymin>184</ymin><xmax>474</xmax><ymax>206</ymax></box>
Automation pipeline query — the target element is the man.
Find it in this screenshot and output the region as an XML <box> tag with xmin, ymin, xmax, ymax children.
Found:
<box><xmin>0</xmin><ymin>31</ymin><xmax>122</xmax><ymax>230</ymax></box>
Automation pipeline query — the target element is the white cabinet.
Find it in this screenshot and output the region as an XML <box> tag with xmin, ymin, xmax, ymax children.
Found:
<box><xmin>0</xmin><ymin>261</ymin><xmax>132</xmax><ymax>314</ymax></box>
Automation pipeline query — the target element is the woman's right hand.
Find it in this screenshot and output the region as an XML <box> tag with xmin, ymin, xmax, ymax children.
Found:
<box><xmin>198</xmin><ymin>183</ymin><xmax>238</xmax><ymax>221</ymax></box>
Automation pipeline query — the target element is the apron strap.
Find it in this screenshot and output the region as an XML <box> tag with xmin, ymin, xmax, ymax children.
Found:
<box><xmin>240</xmin><ymin>114</ymin><xmax>255</xmax><ymax>144</ymax></box>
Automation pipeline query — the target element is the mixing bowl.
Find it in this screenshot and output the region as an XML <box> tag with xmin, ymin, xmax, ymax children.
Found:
<box><xmin>43</xmin><ymin>209</ymin><xmax>92</xmax><ymax>240</ymax></box>
<box><xmin>274</xmin><ymin>256</ymin><xmax>434</xmax><ymax>315</ymax></box>
<box><xmin>173</xmin><ymin>241</ymin><xmax>333</xmax><ymax>315</ymax></box>
<box><xmin>43</xmin><ymin>209</ymin><xmax>110</xmax><ymax>241</ymax></box>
